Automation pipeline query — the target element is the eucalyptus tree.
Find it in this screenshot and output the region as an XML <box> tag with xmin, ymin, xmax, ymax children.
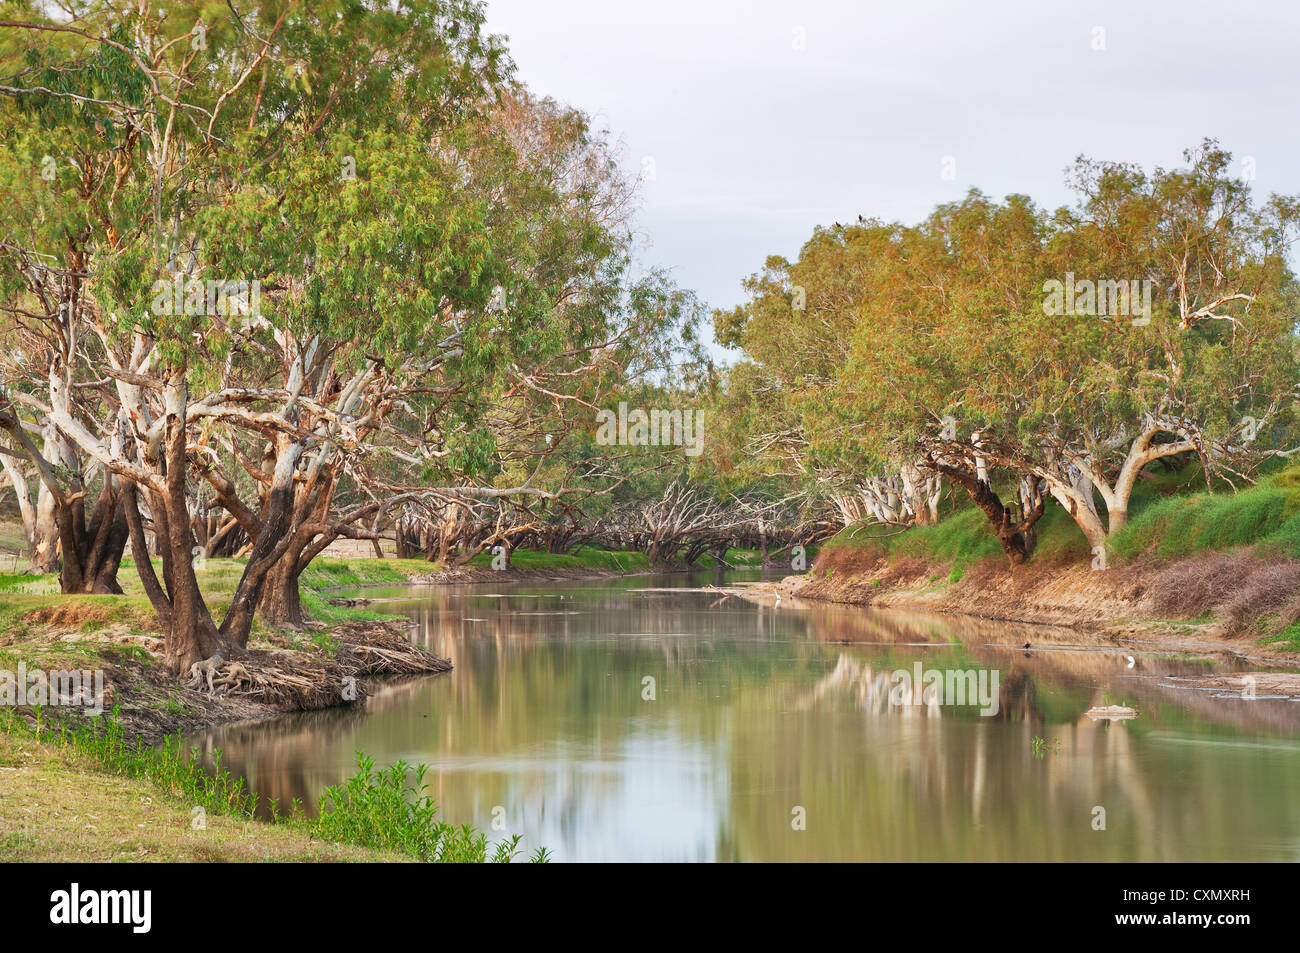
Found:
<box><xmin>712</xmin><ymin>225</ymin><xmax>943</xmax><ymax>526</ymax></box>
<box><xmin>908</xmin><ymin>144</ymin><xmax>1300</xmax><ymax>554</ymax></box>
<box><xmin>839</xmin><ymin>194</ymin><xmax>1057</xmax><ymax>560</ymax></box>
<box><xmin>725</xmin><ymin>143</ymin><xmax>1300</xmax><ymax>564</ymax></box>
<box><xmin>0</xmin><ymin>0</ymin><xmax>513</xmax><ymax>672</ymax></box>
<box><xmin>1023</xmin><ymin>142</ymin><xmax>1300</xmax><ymax>539</ymax></box>
<box><xmin>211</xmin><ymin>87</ymin><xmax>703</xmax><ymax>620</ymax></box>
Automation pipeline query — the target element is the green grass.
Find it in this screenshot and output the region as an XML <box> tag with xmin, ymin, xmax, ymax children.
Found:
<box><xmin>0</xmin><ymin>571</ymin><xmax>59</xmax><ymax>595</ymax></box>
<box><xmin>823</xmin><ymin>506</ymin><xmax>1006</xmax><ymax>572</ymax></box>
<box><xmin>1259</xmin><ymin>619</ymin><xmax>1300</xmax><ymax>652</ymax></box>
<box><xmin>1109</xmin><ymin>468</ymin><xmax>1300</xmax><ymax>563</ymax></box>
<box><xmin>18</xmin><ymin>706</ymin><xmax>265</xmax><ymax>819</ymax></box>
<box><xmin>297</xmin><ymin>588</ymin><xmax>400</xmax><ymax>625</ymax></box>
<box><xmin>465</xmin><ymin>545</ymin><xmax>652</xmax><ymax>572</ymax></box>
<box><xmin>298</xmin><ymin>557</ymin><xmax>433</xmax><ymax>590</ymax></box>
<box><xmin>822</xmin><ymin>459</ymin><xmax>1300</xmax><ymax>572</ymax></box>
<box><xmin>5</xmin><ymin>708</ymin><xmax>543</xmax><ymax>863</ymax></box>
<box><xmin>0</xmin><ymin>555</ymin><xmax>429</xmax><ymax>638</ymax></box>
<box><xmin>713</xmin><ymin>547</ymin><xmax>770</xmax><ymax>568</ymax></box>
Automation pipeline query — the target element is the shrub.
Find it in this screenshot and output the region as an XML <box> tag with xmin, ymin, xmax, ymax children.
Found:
<box><xmin>312</xmin><ymin>754</ymin><xmax>549</xmax><ymax>863</ymax></box>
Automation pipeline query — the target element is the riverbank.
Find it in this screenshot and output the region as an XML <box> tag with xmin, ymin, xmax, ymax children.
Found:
<box><xmin>0</xmin><ymin>557</ymin><xmax>458</xmax><ymax>744</ymax></box>
<box><xmin>0</xmin><ymin>551</ymin><xmax>565</xmax><ymax>863</ymax></box>
<box><xmin>751</xmin><ymin>537</ymin><xmax>1300</xmax><ymax>664</ymax></box>
<box><xmin>0</xmin><ymin>545</ymin><xmax>766</xmax><ymax>742</ymax></box>
<box><xmin>0</xmin><ymin>543</ymin><xmax>752</xmax><ymax>865</ymax></box>
<box><xmin>0</xmin><ymin>552</ymin><xmax>563</xmax><ymax>862</ymax></box>
<box><xmin>0</xmin><ymin>723</ymin><xmax>406</xmax><ymax>861</ymax></box>
<box><xmin>754</xmin><ymin>467</ymin><xmax>1300</xmax><ymax>661</ymax></box>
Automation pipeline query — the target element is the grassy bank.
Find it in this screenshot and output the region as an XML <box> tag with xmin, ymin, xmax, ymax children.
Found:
<box><xmin>462</xmin><ymin>544</ymin><xmax>766</xmax><ymax>572</ymax></box>
<box><xmin>810</xmin><ymin>462</ymin><xmax>1300</xmax><ymax>652</ymax></box>
<box><xmin>0</xmin><ymin>723</ymin><xmax>399</xmax><ymax>862</ymax></box>
<box><xmin>0</xmin><ymin>709</ymin><xmax>544</xmax><ymax>862</ymax></box>
<box><xmin>0</xmin><ymin>552</ymin><xmax>553</xmax><ymax>862</ymax></box>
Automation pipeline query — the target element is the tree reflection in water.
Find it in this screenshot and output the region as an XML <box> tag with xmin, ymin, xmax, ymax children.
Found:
<box><xmin>184</xmin><ymin>574</ymin><xmax>1300</xmax><ymax>861</ymax></box>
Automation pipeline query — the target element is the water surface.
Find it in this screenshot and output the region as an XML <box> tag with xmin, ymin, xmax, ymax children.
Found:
<box><xmin>190</xmin><ymin>572</ymin><xmax>1300</xmax><ymax>861</ymax></box>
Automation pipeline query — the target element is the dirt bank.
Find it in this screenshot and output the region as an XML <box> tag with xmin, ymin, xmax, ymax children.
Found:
<box><xmin>750</xmin><ymin>544</ymin><xmax>1300</xmax><ymax>663</ymax></box>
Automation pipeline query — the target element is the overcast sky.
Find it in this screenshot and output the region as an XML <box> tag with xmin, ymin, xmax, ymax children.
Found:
<box><xmin>483</xmin><ymin>0</ymin><xmax>1300</xmax><ymax>358</ymax></box>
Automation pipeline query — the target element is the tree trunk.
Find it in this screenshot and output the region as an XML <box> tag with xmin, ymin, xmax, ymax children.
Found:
<box><xmin>934</xmin><ymin>462</ymin><xmax>1043</xmax><ymax>565</ymax></box>
<box><xmin>1044</xmin><ymin>480</ymin><xmax>1107</xmax><ymax>554</ymax></box>
<box><xmin>125</xmin><ymin>482</ymin><xmax>232</xmax><ymax>675</ymax></box>
<box><xmin>258</xmin><ymin>548</ymin><xmax>305</xmax><ymax>626</ymax></box>
<box><xmin>56</xmin><ymin>482</ymin><xmax>129</xmax><ymax>594</ymax></box>
<box><xmin>1017</xmin><ymin>476</ymin><xmax>1042</xmax><ymax>555</ymax></box>
<box><xmin>216</xmin><ymin>442</ymin><xmax>304</xmax><ymax>646</ymax></box>
<box><xmin>121</xmin><ymin>374</ymin><xmax>285</xmax><ymax>677</ymax></box>
<box><xmin>0</xmin><ymin>453</ymin><xmax>60</xmax><ymax>574</ymax></box>
<box><xmin>901</xmin><ymin>461</ymin><xmax>940</xmax><ymax>526</ymax></box>
<box><xmin>32</xmin><ymin>489</ymin><xmax>60</xmax><ymax>573</ymax></box>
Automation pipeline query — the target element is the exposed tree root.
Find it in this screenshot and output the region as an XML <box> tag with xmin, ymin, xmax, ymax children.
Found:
<box><xmin>183</xmin><ymin>621</ymin><xmax>451</xmax><ymax>710</ymax></box>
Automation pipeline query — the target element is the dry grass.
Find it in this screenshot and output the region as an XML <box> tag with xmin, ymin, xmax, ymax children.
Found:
<box><xmin>1147</xmin><ymin>550</ymin><xmax>1300</xmax><ymax>638</ymax></box>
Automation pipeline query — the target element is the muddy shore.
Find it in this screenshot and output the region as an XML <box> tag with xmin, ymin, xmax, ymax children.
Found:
<box><xmin>736</xmin><ymin>545</ymin><xmax>1300</xmax><ymax>669</ymax></box>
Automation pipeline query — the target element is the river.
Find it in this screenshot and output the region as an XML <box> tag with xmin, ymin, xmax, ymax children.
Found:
<box><xmin>188</xmin><ymin>571</ymin><xmax>1300</xmax><ymax>861</ymax></box>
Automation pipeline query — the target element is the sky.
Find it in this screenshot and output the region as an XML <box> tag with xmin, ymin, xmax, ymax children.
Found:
<box><xmin>482</xmin><ymin>0</ymin><xmax>1300</xmax><ymax>359</ymax></box>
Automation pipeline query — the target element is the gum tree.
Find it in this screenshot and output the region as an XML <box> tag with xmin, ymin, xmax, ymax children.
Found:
<box><xmin>0</xmin><ymin>0</ymin><xmax>514</xmax><ymax>670</ymax></box>
<box><xmin>723</xmin><ymin>144</ymin><xmax>1300</xmax><ymax>564</ymax></box>
<box><xmin>194</xmin><ymin>87</ymin><xmax>701</xmax><ymax>623</ymax></box>
<box><xmin>713</xmin><ymin>224</ymin><xmax>943</xmax><ymax>527</ymax></box>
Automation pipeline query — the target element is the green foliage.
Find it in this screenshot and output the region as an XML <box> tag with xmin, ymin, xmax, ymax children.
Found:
<box><xmin>713</xmin><ymin>139</ymin><xmax>1300</xmax><ymax>557</ymax></box>
<box><xmin>1260</xmin><ymin>619</ymin><xmax>1300</xmax><ymax>652</ymax></box>
<box><xmin>312</xmin><ymin>754</ymin><xmax>544</xmax><ymax>862</ymax></box>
